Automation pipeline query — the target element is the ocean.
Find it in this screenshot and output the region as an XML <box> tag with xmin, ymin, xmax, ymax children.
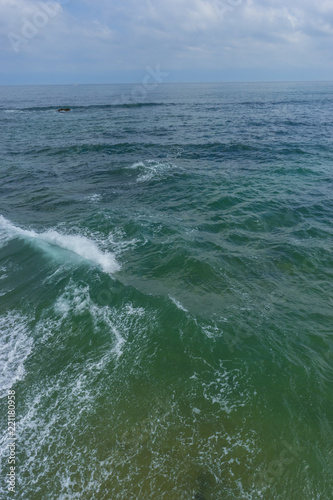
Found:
<box><xmin>0</xmin><ymin>82</ymin><xmax>332</xmax><ymax>499</ymax></box>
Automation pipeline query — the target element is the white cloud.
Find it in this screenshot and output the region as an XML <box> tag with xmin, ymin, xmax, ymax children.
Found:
<box><xmin>0</xmin><ymin>0</ymin><xmax>332</xmax><ymax>82</ymax></box>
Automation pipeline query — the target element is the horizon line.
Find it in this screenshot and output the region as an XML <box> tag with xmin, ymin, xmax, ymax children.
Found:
<box><xmin>1</xmin><ymin>79</ymin><xmax>333</xmax><ymax>87</ymax></box>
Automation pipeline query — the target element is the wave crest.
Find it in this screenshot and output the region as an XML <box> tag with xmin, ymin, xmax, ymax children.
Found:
<box><xmin>0</xmin><ymin>215</ymin><xmax>120</xmax><ymax>275</ymax></box>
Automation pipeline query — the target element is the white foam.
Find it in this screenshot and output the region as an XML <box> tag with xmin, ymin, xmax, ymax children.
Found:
<box><xmin>0</xmin><ymin>312</ymin><xmax>33</xmax><ymax>398</ymax></box>
<box><xmin>53</xmin><ymin>283</ymin><xmax>128</xmax><ymax>358</ymax></box>
<box><xmin>0</xmin><ymin>265</ymin><xmax>7</xmax><ymax>281</ymax></box>
<box><xmin>128</xmin><ymin>160</ymin><xmax>176</xmax><ymax>182</ymax></box>
<box><xmin>202</xmin><ymin>362</ymin><xmax>250</xmax><ymax>415</ymax></box>
<box><xmin>0</xmin><ymin>215</ymin><xmax>120</xmax><ymax>275</ymax></box>
<box><xmin>202</xmin><ymin>324</ymin><xmax>223</xmax><ymax>339</ymax></box>
<box><xmin>128</xmin><ymin>161</ymin><xmax>145</xmax><ymax>169</ymax></box>
<box><xmin>107</xmin><ymin>230</ymin><xmax>139</xmax><ymax>255</ymax></box>
<box><xmin>41</xmin><ymin>230</ymin><xmax>120</xmax><ymax>274</ymax></box>
<box><xmin>86</xmin><ymin>193</ymin><xmax>102</xmax><ymax>203</ymax></box>
<box><xmin>0</xmin><ymin>216</ymin><xmax>13</xmax><ymax>247</ymax></box>
<box><xmin>123</xmin><ymin>304</ymin><xmax>145</xmax><ymax>316</ymax></box>
<box><xmin>98</xmin><ymin>307</ymin><xmax>126</xmax><ymax>358</ymax></box>
<box><xmin>169</xmin><ymin>295</ymin><xmax>188</xmax><ymax>312</ymax></box>
<box><xmin>3</xmin><ymin>109</ymin><xmax>24</xmax><ymax>114</ymax></box>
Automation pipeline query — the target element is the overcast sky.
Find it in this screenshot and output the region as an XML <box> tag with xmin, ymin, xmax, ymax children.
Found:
<box><xmin>1</xmin><ymin>0</ymin><xmax>333</xmax><ymax>84</ymax></box>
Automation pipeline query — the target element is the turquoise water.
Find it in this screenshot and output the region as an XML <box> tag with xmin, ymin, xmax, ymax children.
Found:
<box><xmin>0</xmin><ymin>82</ymin><xmax>332</xmax><ymax>499</ymax></box>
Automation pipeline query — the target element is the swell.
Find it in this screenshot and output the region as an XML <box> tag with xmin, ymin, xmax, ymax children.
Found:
<box><xmin>1</xmin><ymin>102</ymin><xmax>168</xmax><ymax>113</ymax></box>
<box><xmin>2</xmin><ymin>97</ymin><xmax>332</xmax><ymax>113</ymax></box>
<box><xmin>11</xmin><ymin>141</ymin><xmax>311</xmax><ymax>161</ymax></box>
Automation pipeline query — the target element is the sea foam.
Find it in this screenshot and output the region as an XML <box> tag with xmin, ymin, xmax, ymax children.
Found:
<box><xmin>128</xmin><ymin>160</ymin><xmax>176</xmax><ymax>182</ymax></box>
<box><xmin>0</xmin><ymin>312</ymin><xmax>33</xmax><ymax>399</ymax></box>
<box><xmin>0</xmin><ymin>215</ymin><xmax>120</xmax><ymax>275</ymax></box>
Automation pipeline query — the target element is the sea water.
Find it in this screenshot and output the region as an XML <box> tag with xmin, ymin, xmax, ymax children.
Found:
<box><xmin>0</xmin><ymin>82</ymin><xmax>332</xmax><ymax>499</ymax></box>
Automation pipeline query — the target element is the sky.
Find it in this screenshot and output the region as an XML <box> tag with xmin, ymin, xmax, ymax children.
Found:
<box><xmin>0</xmin><ymin>0</ymin><xmax>333</xmax><ymax>84</ymax></box>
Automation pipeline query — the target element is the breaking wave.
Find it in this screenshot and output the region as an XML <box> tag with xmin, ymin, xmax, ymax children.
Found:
<box><xmin>0</xmin><ymin>215</ymin><xmax>120</xmax><ymax>275</ymax></box>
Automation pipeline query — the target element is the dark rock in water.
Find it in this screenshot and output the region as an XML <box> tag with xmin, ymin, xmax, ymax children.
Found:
<box><xmin>57</xmin><ymin>108</ymin><xmax>71</xmax><ymax>112</ymax></box>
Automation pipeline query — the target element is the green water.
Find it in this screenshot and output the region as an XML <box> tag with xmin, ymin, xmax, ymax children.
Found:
<box><xmin>0</xmin><ymin>82</ymin><xmax>332</xmax><ymax>499</ymax></box>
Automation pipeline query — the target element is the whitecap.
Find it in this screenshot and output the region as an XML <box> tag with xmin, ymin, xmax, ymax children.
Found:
<box><xmin>3</xmin><ymin>109</ymin><xmax>24</xmax><ymax>114</ymax></box>
<box><xmin>86</xmin><ymin>193</ymin><xmax>102</xmax><ymax>203</ymax></box>
<box><xmin>169</xmin><ymin>295</ymin><xmax>188</xmax><ymax>312</ymax></box>
<box><xmin>0</xmin><ymin>215</ymin><xmax>120</xmax><ymax>275</ymax></box>
<box><xmin>128</xmin><ymin>160</ymin><xmax>176</xmax><ymax>182</ymax></box>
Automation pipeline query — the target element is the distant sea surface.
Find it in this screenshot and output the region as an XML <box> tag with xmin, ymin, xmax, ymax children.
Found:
<box><xmin>0</xmin><ymin>82</ymin><xmax>332</xmax><ymax>499</ymax></box>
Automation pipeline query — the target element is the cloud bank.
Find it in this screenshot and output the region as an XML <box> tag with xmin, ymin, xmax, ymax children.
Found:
<box><xmin>0</xmin><ymin>0</ymin><xmax>332</xmax><ymax>83</ymax></box>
